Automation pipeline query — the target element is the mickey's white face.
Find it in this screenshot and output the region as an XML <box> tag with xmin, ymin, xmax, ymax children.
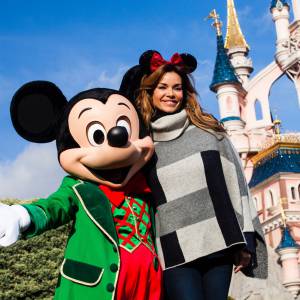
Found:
<box><xmin>59</xmin><ymin>94</ymin><xmax>154</xmax><ymax>188</ymax></box>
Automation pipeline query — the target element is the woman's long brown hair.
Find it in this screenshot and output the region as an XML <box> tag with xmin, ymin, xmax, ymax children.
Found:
<box><xmin>135</xmin><ymin>64</ymin><xmax>225</xmax><ymax>132</ymax></box>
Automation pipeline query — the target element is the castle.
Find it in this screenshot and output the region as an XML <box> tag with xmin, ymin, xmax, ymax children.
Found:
<box><xmin>208</xmin><ymin>0</ymin><xmax>300</xmax><ymax>298</ymax></box>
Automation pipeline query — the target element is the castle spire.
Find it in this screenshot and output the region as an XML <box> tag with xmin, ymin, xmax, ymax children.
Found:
<box><xmin>207</xmin><ymin>9</ymin><xmax>245</xmax><ymax>132</ymax></box>
<box><xmin>209</xmin><ymin>35</ymin><xmax>240</xmax><ymax>92</ymax></box>
<box><xmin>207</xmin><ymin>9</ymin><xmax>223</xmax><ymax>36</ymax></box>
<box><xmin>222</xmin><ymin>0</ymin><xmax>253</xmax><ymax>86</ymax></box>
<box><xmin>224</xmin><ymin>0</ymin><xmax>249</xmax><ymax>51</ymax></box>
<box><xmin>275</xmin><ymin>226</ymin><xmax>300</xmax><ymax>298</ymax></box>
<box><xmin>270</xmin><ymin>0</ymin><xmax>289</xmax><ymax>11</ymax></box>
<box><xmin>208</xmin><ymin>10</ymin><xmax>239</xmax><ymax>92</ymax></box>
<box><xmin>276</xmin><ymin>227</ymin><xmax>300</xmax><ymax>251</ymax></box>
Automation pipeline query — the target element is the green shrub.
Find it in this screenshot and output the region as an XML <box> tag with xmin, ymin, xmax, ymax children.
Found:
<box><xmin>0</xmin><ymin>199</ymin><xmax>71</xmax><ymax>299</ymax></box>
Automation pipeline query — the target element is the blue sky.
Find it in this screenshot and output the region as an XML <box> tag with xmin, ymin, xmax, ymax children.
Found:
<box><xmin>0</xmin><ymin>0</ymin><xmax>299</xmax><ymax>199</ymax></box>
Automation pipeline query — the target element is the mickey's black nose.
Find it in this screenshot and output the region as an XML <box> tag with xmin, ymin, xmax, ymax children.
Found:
<box><xmin>107</xmin><ymin>126</ymin><xmax>129</xmax><ymax>147</ymax></box>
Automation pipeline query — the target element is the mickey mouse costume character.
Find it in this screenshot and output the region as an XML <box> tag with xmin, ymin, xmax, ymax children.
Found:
<box><xmin>0</xmin><ymin>81</ymin><xmax>162</xmax><ymax>300</ymax></box>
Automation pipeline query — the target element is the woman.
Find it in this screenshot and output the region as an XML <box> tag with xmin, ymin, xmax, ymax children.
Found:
<box><xmin>120</xmin><ymin>50</ymin><xmax>267</xmax><ymax>300</ymax></box>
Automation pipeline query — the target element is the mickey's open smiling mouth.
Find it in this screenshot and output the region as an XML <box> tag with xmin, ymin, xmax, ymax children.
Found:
<box><xmin>87</xmin><ymin>166</ymin><xmax>131</xmax><ymax>184</ymax></box>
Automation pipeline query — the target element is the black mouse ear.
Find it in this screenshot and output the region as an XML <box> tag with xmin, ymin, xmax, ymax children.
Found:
<box><xmin>139</xmin><ymin>50</ymin><xmax>161</xmax><ymax>72</ymax></box>
<box><xmin>180</xmin><ymin>53</ymin><xmax>197</xmax><ymax>73</ymax></box>
<box><xmin>119</xmin><ymin>65</ymin><xmax>146</xmax><ymax>101</ymax></box>
<box><xmin>10</xmin><ymin>80</ymin><xmax>67</xmax><ymax>143</ymax></box>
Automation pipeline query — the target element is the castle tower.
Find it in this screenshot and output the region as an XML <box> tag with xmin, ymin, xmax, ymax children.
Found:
<box><xmin>209</xmin><ymin>10</ymin><xmax>246</xmax><ymax>132</ymax></box>
<box><xmin>291</xmin><ymin>0</ymin><xmax>300</xmax><ymax>21</ymax></box>
<box><xmin>224</xmin><ymin>0</ymin><xmax>253</xmax><ymax>86</ymax></box>
<box><xmin>270</xmin><ymin>0</ymin><xmax>291</xmax><ymax>67</ymax></box>
<box><xmin>250</xmin><ymin>133</ymin><xmax>300</xmax><ymax>296</ymax></box>
<box><xmin>269</xmin><ymin>0</ymin><xmax>300</xmax><ymax>107</ymax></box>
<box><xmin>207</xmin><ymin>1</ymin><xmax>300</xmax><ymax>180</ymax></box>
<box><xmin>276</xmin><ymin>226</ymin><xmax>300</xmax><ymax>299</ymax></box>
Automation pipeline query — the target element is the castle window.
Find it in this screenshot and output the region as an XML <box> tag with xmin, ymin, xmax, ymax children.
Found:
<box><xmin>270</xmin><ymin>190</ymin><xmax>274</xmax><ymax>206</ymax></box>
<box><xmin>291</xmin><ymin>187</ymin><xmax>296</xmax><ymax>200</ymax></box>
<box><xmin>254</xmin><ymin>197</ymin><xmax>261</xmax><ymax>210</ymax></box>
<box><xmin>254</xmin><ymin>197</ymin><xmax>258</xmax><ymax>209</ymax></box>
<box><xmin>255</xmin><ymin>100</ymin><xmax>263</xmax><ymax>121</ymax></box>
<box><xmin>298</xmin><ymin>184</ymin><xmax>300</xmax><ymax>199</ymax></box>
<box><xmin>265</xmin><ymin>190</ymin><xmax>274</xmax><ymax>208</ymax></box>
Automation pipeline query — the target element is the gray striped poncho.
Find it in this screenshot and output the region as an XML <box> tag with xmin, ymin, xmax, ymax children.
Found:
<box><xmin>148</xmin><ymin>109</ymin><xmax>267</xmax><ymax>279</ymax></box>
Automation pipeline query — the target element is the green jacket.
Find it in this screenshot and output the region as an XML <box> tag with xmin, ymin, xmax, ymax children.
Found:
<box><xmin>23</xmin><ymin>176</ymin><xmax>120</xmax><ymax>300</ymax></box>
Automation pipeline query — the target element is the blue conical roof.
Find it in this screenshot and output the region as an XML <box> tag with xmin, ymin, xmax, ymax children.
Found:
<box><xmin>270</xmin><ymin>0</ymin><xmax>289</xmax><ymax>10</ymax></box>
<box><xmin>276</xmin><ymin>226</ymin><xmax>300</xmax><ymax>251</ymax></box>
<box><xmin>210</xmin><ymin>35</ymin><xmax>240</xmax><ymax>93</ymax></box>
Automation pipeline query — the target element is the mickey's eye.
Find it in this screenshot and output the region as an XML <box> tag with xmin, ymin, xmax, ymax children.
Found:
<box><xmin>87</xmin><ymin>122</ymin><xmax>106</xmax><ymax>146</ymax></box>
<box><xmin>116</xmin><ymin>117</ymin><xmax>131</xmax><ymax>137</ymax></box>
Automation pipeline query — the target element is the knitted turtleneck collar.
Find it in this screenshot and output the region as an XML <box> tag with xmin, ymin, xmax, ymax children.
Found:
<box><xmin>151</xmin><ymin>108</ymin><xmax>225</xmax><ymax>142</ymax></box>
<box><xmin>151</xmin><ymin>109</ymin><xmax>190</xmax><ymax>142</ymax></box>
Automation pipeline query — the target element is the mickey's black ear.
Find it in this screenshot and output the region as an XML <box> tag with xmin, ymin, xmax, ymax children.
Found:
<box><xmin>139</xmin><ymin>50</ymin><xmax>161</xmax><ymax>72</ymax></box>
<box><xmin>180</xmin><ymin>53</ymin><xmax>197</xmax><ymax>73</ymax></box>
<box><xmin>10</xmin><ymin>81</ymin><xmax>67</xmax><ymax>143</ymax></box>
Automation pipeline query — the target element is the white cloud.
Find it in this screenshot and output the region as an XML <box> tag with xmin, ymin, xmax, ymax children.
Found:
<box><xmin>37</xmin><ymin>60</ymin><xmax>130</xmax><ymax>99</ymax></box>
<box><xmin>86</xmin><ymin>65</ymin><xmax>129</xmax><ymax>90</ymax></box>
<box><xmin>252</xmin><ymin>10</ymin><xmax>274</xmax><ymax>34</ymax></box>
<box><xmin>0</xmin><ymin>75</ymin><xmax>16</xmax><ymax>106</ymax></box>
<box><xmin>237</xmin><ymin>6</ymin><xmax>252</xmax><ymax>19</ymax></box>
<box><xmin>0</xmin><ymin>143</ymin><xmax>65</xmax><ymax>200</ymax></box>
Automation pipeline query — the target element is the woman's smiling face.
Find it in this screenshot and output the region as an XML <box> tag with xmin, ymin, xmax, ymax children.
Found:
<box><xmin>152</xmin><ymin>71</ymin><xmax>183</xmax><ymax>113</ymax></box>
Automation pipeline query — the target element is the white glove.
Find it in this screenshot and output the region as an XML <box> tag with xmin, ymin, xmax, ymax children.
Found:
<box><xmin>0</xmin><ymin>204</ymin><xmax>31</xmax><ymax>247</ymax></box>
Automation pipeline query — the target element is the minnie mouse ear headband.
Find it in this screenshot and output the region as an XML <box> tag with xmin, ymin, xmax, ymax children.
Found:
<box><xmin>119</xmin><ymin>50</ymin><xmax>197</xmax><ymax>100</ymax></box>
<box><xmin>139</xmin><ymin>50</ymin><xmax>197</xmax><ymax>74</ymax></box>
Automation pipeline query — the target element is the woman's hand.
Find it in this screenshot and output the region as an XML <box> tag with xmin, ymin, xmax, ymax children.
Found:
<box><xmin>233</xmin><ymin>249</ymin><xmax>252</xmax><ymax>273</ymax></box>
